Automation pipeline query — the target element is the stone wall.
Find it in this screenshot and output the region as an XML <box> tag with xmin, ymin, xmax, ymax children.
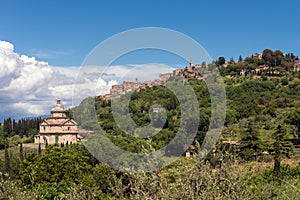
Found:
<box><xmin>40</xmin><ymin>124</ymin><xmax>77</xmax><ymax>133</ymax></box>
<box><xmin>34</xmin><ymin>133</ymin><xmax>77</xmax><ymax>144</ymax></box>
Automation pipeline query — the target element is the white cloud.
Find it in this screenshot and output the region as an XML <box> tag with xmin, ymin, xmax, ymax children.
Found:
<box><xmin>11</xmin><ymin>102</ymin><xmax>47</xmax><ymax>116</ymax></box>
<box><xmin>0</xmin><ymin>40</ymin><xmax>113</xmax><ymax>120</ymax></box>
<box><xmin>5</xmin><ymin>55</ymin><xmax>53</xmax><ymax>92</ymax></box>
<box><xmin>0</xmin><ymin>40</ymin><xmax>14</xmax><ymax>51</ymax></box>
<box><xmin>0</xmin><ymin>41</ymin><xmax>22</xmax><ymax>83</ymax></box>
<box><xmin>29</xmin><ymin>48</ymin><xmax>72</xmax><ymax>59</ymax></box>
<box><xmin>0</xmin><ymin>40</ymin><xmax>174</xmax><ymax>121</ymax></box>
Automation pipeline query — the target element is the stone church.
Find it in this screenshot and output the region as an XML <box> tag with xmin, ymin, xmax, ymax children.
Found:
<box><xmin>34</xmin><ymin>99</ymin><xmax>78</xmax><ymax>144</ymax></box>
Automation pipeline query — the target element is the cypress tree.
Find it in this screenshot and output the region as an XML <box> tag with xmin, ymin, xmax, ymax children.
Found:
<box><xmin>4</xmin><ymin>143</ymin><xmax>10</xmax><ymax>175</ymax></box>
<box><xmin>238</xmin><ymin>55</ymin><xmax>243</xmax><ymax>63</ymax></box>
<box><xmin>273</xmin><ymin>125</ymin><xmax>290</xmax><ymax>178</ymax></box>
<box><xmin>19</xmin><ymin>142</ymin><xmax>24</xmax><ymax>161</ymax></box>
<box><xmin>38</xmin><ymin>143</ymin><xmax>42</xmax><ymax>155</ymax></box>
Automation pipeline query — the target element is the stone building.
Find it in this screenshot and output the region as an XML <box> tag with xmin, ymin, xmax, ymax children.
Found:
<box><xmin>251</xmin><ymin>53</ymin><xmax>263</xmax><ymax>59</ymax></box>
<box><xmin>294</xmin><ymin>60</ymin><xmax>300</xmax><ymax>71</ymax></box>
<box><xmin>99</xmin><ymin>61</ymin><xmax>211</xmax><ymax>101</ymax></box>
<box><xmin>34</xmin><ymin>99</ymin><xmax>78</xmax><ymax>145</ymax></box>
<box><xmin>159</xmin><ymin>73</ymin><xmax>173</xmax><ymax>82</ymax></box>
<box><xmin>109</xmin><ymin>79</ymin><xmax>142</xmax><ymax>98</ymax></box>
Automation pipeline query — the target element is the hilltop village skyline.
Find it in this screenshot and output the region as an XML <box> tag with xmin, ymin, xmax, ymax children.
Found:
<box><xmin>99</xmin><ymin>51</ymin><xmax>300</xmax><ymax>101</ymax></box>
<box><xmin>99</xmin><ymin>60</ymin><xmax>211</xmax><ymax>100</ymax></box>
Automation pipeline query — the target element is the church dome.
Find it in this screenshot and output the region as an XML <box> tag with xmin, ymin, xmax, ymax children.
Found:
<box><xmin>51</xmin><ymin>99</ymin><xmax>65</xmax><ymax>111</ymax></box>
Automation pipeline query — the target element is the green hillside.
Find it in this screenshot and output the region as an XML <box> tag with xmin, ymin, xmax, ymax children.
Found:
<box><xmin>1</xmin><ymin>50</ymin><xmax>300</xmax><ymax>199</ymax></box>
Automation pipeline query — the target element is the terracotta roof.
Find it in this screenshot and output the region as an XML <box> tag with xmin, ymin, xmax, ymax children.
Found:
<box><xmin>42</xmin><ymin>118</ymin><xmax>77</xmax><ymax>126</ymax></box>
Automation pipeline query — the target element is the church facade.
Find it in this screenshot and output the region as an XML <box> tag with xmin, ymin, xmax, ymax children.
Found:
<box><xmin>34</xmin><ymin>99</ymin><xmax>78</xmax><ymax>144</ymax></box>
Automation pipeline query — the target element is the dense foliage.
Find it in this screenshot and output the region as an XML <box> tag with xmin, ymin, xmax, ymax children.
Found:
<box><xmin>219</xmin><ymin>49</ymin><xmax>298</xmax><ymax>77</ymax></box>
<box><xmin>74</xmin><ymin>75</ymin><xmax>300</xmax><ymax>158</ymax></box>
<box><xmin>0</xmin><ymin>145</ymin><xmax>299</xmax><ymax>199</ymax></box>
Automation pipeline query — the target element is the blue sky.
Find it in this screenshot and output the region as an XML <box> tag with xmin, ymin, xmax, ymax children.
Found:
<box><xmin>0</xmin><ymin>0</ymin><xmax>300</xmax><ymax>121</ymax></box>
<box><xmin>1</xmin><ymin>0</ymin><xmax>300</xmax><ymax>66</ymax></box>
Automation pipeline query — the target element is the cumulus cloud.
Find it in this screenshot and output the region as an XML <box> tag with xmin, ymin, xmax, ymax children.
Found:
<box><xmin>11</xmin><ymin>102</ymin><xmax>47</xmax><ymax>116</ymax></box>
<box><xmin>0</xmin><ymin>40</ymin><xmax>118</xmax><ymax>120</ymax></box>
<box><xmin>0</xmin><ymin>40</ymin><xmax>172</xmax><ymax>122</ymax></box>
<box><xmin>5</xmin><ymin>55</ymin><xmax>53</xmax><ymax>92</ymax></box>
<box><xmin>0</xmin><ymin>41</ymin><xmax>22</xmax><ymax>87</ymax></box>
<box><xmin>0</xmin><ymin>40</ymin><xmax>174</xmax><ymax>121</ymax></box>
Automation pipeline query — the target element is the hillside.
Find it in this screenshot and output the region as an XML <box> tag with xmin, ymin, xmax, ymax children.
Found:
<box><xmin>1</xmin><ymin>49</ymin><xmax>300</xmax><ymax>199</ymax></box>
<box><xmin>74</xmin><ymin>75</ymin><xmax>300</xmax><ymax>156</ymax></box>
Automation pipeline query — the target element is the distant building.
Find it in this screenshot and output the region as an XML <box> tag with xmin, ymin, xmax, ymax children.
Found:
<box><xmin>173</xmin><ymin>68</ymin><xmax>184</xmax><ymax>76</ymax></box>
<box><xmin>102</xmin><ymin>93</ymin><xmax>112</xmax><ymax>100</ymax></box>
<box><xmin>188</xmin><ymin>59</ymin><xmax>193</xmax><ymax>71</ymax></box>
<box><xmin>34</xmin><ymin>99</ymin><xmax>78</xmax><ymax>145</ymax></box>
<box><xmin>294</xmin><ymin>60</ymin><xmax>300</xmax><ymax>71</ymax></box>
<box><xmin>109</xmin><ymin>79</ymin><xmax>142</xmax><ymax>98</ymax></box>
<box><xmin>159</xmin><ymin>73</ymin><xmax>173</xmax><ymax>82</ymax></box>
<box><xmin>98</xmin><ymin>60</ymin><xmax>211</xmax><ymax>101</ymax></box>
<box><xmin>251</xmin><ymin>53</ymin><xmax>263</xmax><ymax>59</ymax></box>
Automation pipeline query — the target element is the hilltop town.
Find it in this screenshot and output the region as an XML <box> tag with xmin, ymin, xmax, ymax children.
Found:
<box><xmin>99</xmin><ymin>60</ymin><xmax>212</xmax><ymax>100</ymax></box>
<box><xmin>99</xmin><ymin>50</ymin><xmax>300</xmax><ymax>101</ymax></box>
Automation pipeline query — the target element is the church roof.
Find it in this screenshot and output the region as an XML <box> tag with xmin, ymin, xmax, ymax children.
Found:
<box><xmin>41</xmin><ymin>118</ymin><xmax>77</xmax><ymax>126</ymax></box>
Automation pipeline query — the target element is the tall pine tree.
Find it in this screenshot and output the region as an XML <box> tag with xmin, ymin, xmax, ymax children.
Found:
<box><xmin>239</xmin><ymin>123</ymin><xmax>262</xmax><ymax>161</ymax></box>
<box><xmin>273</xmin><ymin>125</ymin><xmax>293</xmax><ymax>177</ymax></box>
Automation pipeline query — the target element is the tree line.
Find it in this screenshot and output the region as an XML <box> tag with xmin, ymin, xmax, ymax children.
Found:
<box><xmin>0</xmin><ymin>117</ymin><xmax>42</xmax><ymax>149</ymax></box>
<box><xmin>218</xmin><ymin>49</ymin><xmax>299</xmax><ymax>77</ymax></box>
